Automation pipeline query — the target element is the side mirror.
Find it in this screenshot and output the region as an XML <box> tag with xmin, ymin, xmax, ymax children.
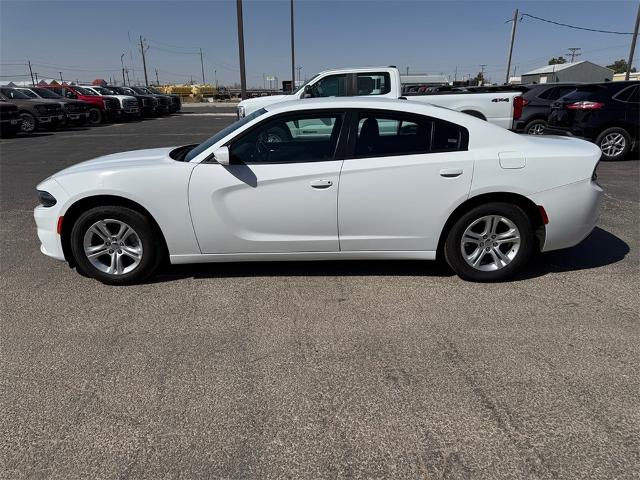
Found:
<box><xmin>303</xmin><ymin>85</ymin><xmax>313</xmax><ymax>98</ymax></box>
<box><xmin>214</xmin><ymin>146</ymin><xmax>230</xmax><ymax>165</ymax></box>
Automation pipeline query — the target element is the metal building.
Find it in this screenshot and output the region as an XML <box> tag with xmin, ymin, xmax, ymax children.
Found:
<box><xmin>521</xmin><ymin>61</ymin><xmax>613</xmax><ymax>84</ymax></box>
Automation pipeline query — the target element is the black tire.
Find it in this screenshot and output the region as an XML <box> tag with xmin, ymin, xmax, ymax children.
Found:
<box><xmin>88</xmin><ymin>108</ymin><xmax>102</xmax><ymax>125</ymax></box>
<box><xmin>523</xmin><ymin>119</ymin><xmax>547</xmax><ymax>135</ymax></box>
<box><xmin>20</xmin><ymin>112</ymin><xmax>36</xmax><ymax>133</ymax></box>
<box><xmin>70</xmin><ymin>206</ymin><xmax>163</xmax><ymax>285</ymax></box>
<box><xmin>595</xmin><ymin>127</ymin><xmax>632</xmax><ymax>161</ymax></box>
<box><xmin>444</xmin><ymin>202</ymin><xmax>535</xmax><ymax>282</ymax></box>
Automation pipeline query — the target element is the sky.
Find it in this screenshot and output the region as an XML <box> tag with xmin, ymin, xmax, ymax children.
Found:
<box><xmin>0</xmin><ymin>0</ymin><xmax>637</xmax><ymax>87</ymax></box>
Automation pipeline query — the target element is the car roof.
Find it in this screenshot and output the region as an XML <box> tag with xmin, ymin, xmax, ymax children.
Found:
<box><xmin>265</xmin><ymin>96</ymin><xmax>438</xmax><ymax>114</ymax></box>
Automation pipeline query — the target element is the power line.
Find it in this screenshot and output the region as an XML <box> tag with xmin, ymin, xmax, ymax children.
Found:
<box><xmin>521</xmin><ymin>13</ymin><xmax>635</xmax><ymax>35</ymax></box>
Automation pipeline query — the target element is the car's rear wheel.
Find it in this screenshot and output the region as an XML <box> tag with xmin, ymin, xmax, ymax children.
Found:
<box><xmin>20</xmin><ymin>113</ymin><xmax>36</xmax><ymax>133</ymax></box>
<box><xmin>524</xmin><ymin>119</ymin><xmax>547</xmax><ymax>135</ymax></box>
<box><xmin>88</xmin><ymin>108</ymin><xmax>102</xmax><ymax>125</ymax></box>
<box><xmin>70</xmin><ymin>206</ymin><xmax>162</xmax><ymax>285</ymax></box>
<box><xmin>596</xmin><ymin>127</ymin><xmax>631</xmax><ymax>161</ymax></box>
<box><xmin>444</xmin><ymin>203</ymin><xmax>535</xmax><ymax>282</ymax></box>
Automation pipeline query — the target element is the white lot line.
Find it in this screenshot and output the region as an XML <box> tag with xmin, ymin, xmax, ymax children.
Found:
<box><xmin>178</xmin><ymin>112</ymin><xmax>237</xmax><ymax>117</ymax></box>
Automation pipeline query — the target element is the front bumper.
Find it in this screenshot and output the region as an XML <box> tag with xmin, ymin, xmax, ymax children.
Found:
<box><xmin>37</xmin><ymin>114</ymin><xmax>65</xmax><ymax>124</ymax></box>
<box><xmin>529</xmin><ymin>178</ymin><xmax>603</xmax><ymax>252</ymax></box>
<box><xmin>0</xmin><ymin>118</ymin><xmax>20</xmax><ymax>129</ymax></box>
<box><xmin>34</xmin><ymin>179</ymin><xmax>68</xmax><ymax>261</ymax></box>
<box><xmin>65</xmin><ymin>112</ymin><xmax>90</xmax><ymax>122</ymax></box>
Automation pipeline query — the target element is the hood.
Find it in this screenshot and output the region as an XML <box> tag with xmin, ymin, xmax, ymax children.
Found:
<box><xmin>51</xmin><ymin>147</ymin><xmax>177</xmax><ymax>178</ymax></box>
<box><xmin>239</xmin><ymin>94</ymin><xmax>290</xmax><ymax>111</ymax></box>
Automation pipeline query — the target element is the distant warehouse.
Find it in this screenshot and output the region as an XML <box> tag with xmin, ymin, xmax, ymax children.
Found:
<box><xmin>521</xmin><ymin>61</ymin><xmax>613</xmax><ymax>84</ymax></box>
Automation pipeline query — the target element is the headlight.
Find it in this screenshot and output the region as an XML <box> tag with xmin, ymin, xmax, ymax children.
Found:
<box><xmin>37</xmin><ymin>190</ymin><xmax>57</xmax><ymax>207</ymax></box>
<box><xmin>237</xmin><ymin>105</ymin><xmax>245</xmax><ymax>119</ymax></box>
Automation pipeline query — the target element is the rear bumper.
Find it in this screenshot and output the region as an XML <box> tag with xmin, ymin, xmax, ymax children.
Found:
<box><xmin>529</xmin><ymin>178</ymin><xmax>603</xmax><ymax>252</ymax></box>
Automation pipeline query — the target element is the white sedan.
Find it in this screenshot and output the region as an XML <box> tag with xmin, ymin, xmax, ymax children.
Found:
<box><xmin>34</xmin><ymin>98</ymin><xmax>603</xmax><ymax>284</ymax></box>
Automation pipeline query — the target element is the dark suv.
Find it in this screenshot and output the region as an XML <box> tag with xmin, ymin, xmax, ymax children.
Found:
<box><xmin>146</xmin><ymin>86</ymin><xmax>181</xmax><ymax>113</ymax></box>
<box><xmin>512</xmin><ymin>83</ymin><xmax>580</xmax><ymax>134</ymax></box>
<box><xmin>107</xmin><ymin>86</ymin><xmax>159</xmax><ymax>117</ymax></box>
<box><xmin>0</xmin><ymin>88</ymin><xmax>64</xmax><ymax>133</ymax></box>
<box><xmin>548</xmin><ymin>81</ymin><xmax>639</xmax><ymax>161</ymax></box>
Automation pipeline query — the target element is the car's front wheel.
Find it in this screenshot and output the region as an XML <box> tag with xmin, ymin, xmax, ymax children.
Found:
<box><xmin>70</xmin><ymin>206</ymin><xmax>163</xmax><ymax>285</ymax></box>
<box><xmin>524</xmin><ymin>119</ymin><xmax>547</xmax><ymax>135</ymax></box>
<box><xmin>88</xmin><ymin>108</ymin><xmax>102</xmax><ymax>125</ymax></box>
<box><xmin>20</xmin><ymin>113</ymin><xmax>36</xmax><ymax>133</ymax></box>
<box><xmin>444</xmin><ymin>203</ymin><xmax>535</xmax><ymax>282</ymax></box>
<box><xmin>596</xmin><ymin>127</ymin><xmax>631</xmax><ymax>161</ymax></box>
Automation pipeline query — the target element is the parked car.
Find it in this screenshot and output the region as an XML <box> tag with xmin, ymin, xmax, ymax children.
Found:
<box><xmin>129</xmin><ymin>86</ymin><xmax>171</xmax><ymax>114</ymax></box>
<box><xmin>15</xmin><ymin>86</ymin><xmax>91</xmax><ymax>126</ymax></box>
<box><xmin>512</xmin><ymin>83</ymin><xmax>580</xmax><ymax>134</ymax></box>
<box><xmin>237</xmin><ymin>66</ymin><xmax>524</xmax><ymax>129</ymax></box>
<box><xmin>40</xmin><ymin>85</ymin><xmax>121</xmax><ymax>124</ymax></box>
<box><xmin>214</xmin><ymin>87</ymin><xmax>231</xmax><ymax>100</ymax></box>
<box><xmin>79</xmin><ymin>86</ymin><xmax>140</xmax><ymax>119</ymax></box>
<box><xmin>0</xmin><ymin>88</ymin><xmax>64</xmax><ymax>133</ymax></box>
<box><xmin>35</xmin><ymin>97</ymin><xmax>602</xmax><ymax>285</ymax></box>
<box><xmin>106</xmin><ymin>86</ymin><xmax>158</xmax><ymax>117</ymax></box>
<box><xmin>145</xmin><ymin>86</ymin><xmax>181</xmax><ymax>113</ymax></box>
<box><xmin>548</xmin><ymin>81</ymin><xmax>639</xmax><ymax>161</ymax></box>
<box><xmin>0</xmin><ymin>98</ymin><xmax>21</xmax><ymax>137</ymax></box>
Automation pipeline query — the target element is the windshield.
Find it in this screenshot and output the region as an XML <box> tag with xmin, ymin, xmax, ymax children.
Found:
<box><xmin>118</xmin><ymin>87</ymin><xmax>137</xmax><ymax>95</ymax></box>
<box><xmin>132</xmin><ymin>86</ymin><xmax>151</xmax><ymax>95</ymax></box>
<box><xmin>74</xmin><ymin>86</ymin><xmax>97</xmax><ymax>96</ymax></box>
<box><xmin>185</xmin><ymin>108</ymin><xmax>267</xmax><ymax>162</ymax></box>
<box><xmin>18</xmin><ymin>89</ymin><xmax>39</xmax><ymax>98</ymax></box>
<box><xmin>32</xmin><ymin>88</ymin><xmax>62</xmax><ymax>99</ymax></box>
<box><xmin>92</xmin><ymin>86</ymin><xmax>114</xmax><ymax>95</ymax></box>
<box><xmin>292</xmin><ymin>74</ymin><xmax>319</xmax><ymax>95</ymax></box>
<box><xmin>146</xmin><ymin>87</ymin><xmax>162</xmax><ymax>94</ymax></box>
<box><xmin>0</xmin><ymin>88</ymin><xmax>31</xmax><ymax>99</ymax></box>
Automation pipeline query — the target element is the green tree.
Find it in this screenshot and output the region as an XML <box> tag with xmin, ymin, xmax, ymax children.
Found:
<box><xmin>548</xmin><ymin>56</ymin><xmax>567</xmax><ymax>65</ymax></box>
<box><xmin>606</xmin><ymin>59</ymin><xmax>637</xmax><ymax>74</ymax></box>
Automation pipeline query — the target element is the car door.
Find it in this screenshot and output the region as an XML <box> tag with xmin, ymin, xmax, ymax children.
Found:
<box><xmin>188</xmin><ymin>110</ymin><xmax>347</xmax><ymax>254</ymax></box>
<box><xmin>338</xmin><ymin>110</ymin><xmax>473</xmax><ymax>252</ymax></box>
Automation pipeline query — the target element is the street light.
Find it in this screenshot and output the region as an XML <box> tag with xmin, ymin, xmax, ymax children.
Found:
<box><xmin>120</xmin><ymin>53</ymin><xmax>126</xmax><ymax>86</ymax></box>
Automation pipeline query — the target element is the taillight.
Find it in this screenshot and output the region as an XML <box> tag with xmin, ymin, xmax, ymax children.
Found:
<box><xmin>522</xmin><ymin>98</ymin><xmax>530</xmax><ymax>106</ymax></box>
<box><xmin>513</xmin><ymin>95</ymin><xmax>524</xmax><ymax>120</ymax></box>
<box><xmin>566</xmin><ymin>101</ymin><xmax>604</xmax><ymax>110</ymax></box>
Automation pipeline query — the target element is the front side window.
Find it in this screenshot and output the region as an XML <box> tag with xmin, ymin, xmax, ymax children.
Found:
<box><xmin>308</xmin><ymin>75</ymin><xmax>347</xmax><ymax>98</ymax></box>
<box><xmin>355</xmin><ymin>112</ymin><xmax>467</xmax><ymax>158</ymax></box>
<box><xmin>0</xmin><ymin>88</ymin><xmax>30</xmax><ymax>99</ymax></box>
<box><xmin>18</xmin><ymin>89</ymin><xmax>39</xmax><ymax>99</ymax></box>
<box><xmin>356</xmin><ymin>73</ymin><xmax>391</xmax><ymax>96</ymax></box>
<box><xmin>230</xmin><ymin>112</ymin><xmax>344</xmax><ymax>164</ymax></box>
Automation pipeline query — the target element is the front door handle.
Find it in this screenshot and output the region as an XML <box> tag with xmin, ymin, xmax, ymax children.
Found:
<box><xmin>310</xmin><ymin>179</ymin><xmax>333</xmax><ymax>189</ymax></box>
<box><xmin>440</xmin><ymin>168</ymin><xmax>463</xmax><ymax>178</ymax></box>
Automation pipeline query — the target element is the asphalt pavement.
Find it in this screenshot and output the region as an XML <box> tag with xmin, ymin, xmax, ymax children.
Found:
<box><xmin>1</xmin><ymin>105</ymin><xmax>638</xmax><ymax>479</ymax></box>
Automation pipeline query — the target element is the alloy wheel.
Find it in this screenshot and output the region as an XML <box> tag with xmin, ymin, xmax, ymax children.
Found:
<box><xmin>20</xmin><ymin>114</ymin><xmax>35</xmax><ymax>133</ymax></box>
<box><xmin>460</xmin><ymin>215</ymin><xmax>521</xmax><ymax>271</ymax></box>
<box><xmin>83</xmin><ymin>219</ymin><xmax>143</xmax><ymax>275</ymax></box>
<box><xmin>527</xmin><ymin>123</ymin><xmax>545</xmax><ymax>135</ymax></box>
<box><xmin>600</xmin><ymin>133</ymin><xmax>626</xmax><ymax>158</ymax></box>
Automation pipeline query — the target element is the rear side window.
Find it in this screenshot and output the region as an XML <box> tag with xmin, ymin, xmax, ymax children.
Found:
<box><xmin>628</xmin><ymin>86</ymin><xmax>639</xmax><ymax>103</ymax></box>
<box><xmin>615</xmin><ymin>85</ymin><xmax>639</xmax><ymax>102</ymax></box>
<box><xmin>354</xmin><ymin>111</ymin><xmax>468</xmax><ymax>158</ymax></box>
<box><xmin>539</xmin><ymin>86</ymin><xmax>577</xmax><ymax>100</ymax></box>
<box><xmin>356</xmin><ymin>73</ymin><xmax>391</xmax><ymax>95</ymax></box>
<box><xmin>562</xmin><ymin>86</ymin><xmax>605</xmax><ymax>102</ymax></box>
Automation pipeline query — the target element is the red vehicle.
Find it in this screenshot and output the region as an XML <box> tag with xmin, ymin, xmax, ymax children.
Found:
<box><xmin>39</xmin><ymin>84</ymin><xmax>121</xmax><ymax>125</ymax></box>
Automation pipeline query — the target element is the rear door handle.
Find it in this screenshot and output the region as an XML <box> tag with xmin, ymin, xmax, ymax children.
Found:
<box><xmin>440</xmin><ymin>168</ymin><xmax>463</xmax><ymax>178</ymax></box>
<box><xmin>310</xmin><ymin>179</ymin><xmax>333</xmax><ymax>189</ymax></box>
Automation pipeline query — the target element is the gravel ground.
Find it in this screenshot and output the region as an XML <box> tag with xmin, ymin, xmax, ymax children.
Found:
<box><xmin>1</xmin><ymin>106</ymin><xmax>638</xmax><ymax>479</ymax></box>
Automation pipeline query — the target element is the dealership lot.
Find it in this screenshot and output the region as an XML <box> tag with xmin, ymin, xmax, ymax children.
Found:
<box><xmin>1</xmin><ymin>106</ymin><xmax>639</xmax><ymax>478</ymax></box>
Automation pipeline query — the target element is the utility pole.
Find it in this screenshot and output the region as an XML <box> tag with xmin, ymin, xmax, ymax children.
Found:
<box><xmin>505</xmin><ymin>8</ymin><xmax>518</xmax><ymax>84</ymax></box>
<box><xmin>199</xmin><ymin>48</ymin><xmax>206</xmax><ymax>84</ymax></box>
<box><xmin>125</xmin><ymin>68</ymin><xmax>130</xmax><ymax>86</ymax></box>
<box><xmin>296</xmin><ymin>66</ymin><xmax>302</xmax><ymax>82</ymax></box>
<box><xmin>59</xmin><ymin>72</ymin><xmax>63</xmax><ymax>83</ymax></box>
<box><xmin>155</xmin><ymin>68</ymin><xmax>160</xmax><ymax>86</ymax></box>
<box><xmin>28</xmin><ymin>60</ymin><xmax>35</xmax><ymax>86</ymax></box>
<box><xmin>139</xmin><ymin>35</ymin><xmax>149</xmax><ymax>86</ymax></box>
<box><xmin>34</xmin><ymin>72</ymin><xmax>39</xmax><ymax>84</ymax></box>
<box><xmin>626</xmin><ymin>2</ymin><xmax>640</xmax><ymax>80</ymax></box>
<box><xmin>290</xmin><ymin>0</ymin><xmax>295</xmax><ymax>93</ymax></box>
<box><xmin>236</xmin><ymin>0</ymin><xmax>247</xmax><ymax>99</ymax></box>
<box><xmin>214</xmin><ymin>70</ymin><xmax>218</xmax><ymax>89</ymax></box>
<box><xmin>406</xmin><ymin>66</ymin><xmax>409</xmax><ymax>75</ymax></box>
<box><xmin>567</xmin><ymin>47</ymin><xmax>581</xmax><ymax>63</ymax></box>
<box><xmin>480</xmin><ymin>64</ymin><xmax>487</xmax><ymax>85</ymax></box>
<box><xmin>454</xmin><ymin>66</ymin><xmax>457</xmax><ymax>82</ymax></box>
<box><xmin>121</xmin><ymin>53</ymin><xmax>126</xmax><ymax>86</ymax></box>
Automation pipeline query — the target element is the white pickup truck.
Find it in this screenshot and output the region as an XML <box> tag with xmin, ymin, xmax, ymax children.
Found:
<box><xmin>237</xmin><ymin>67</ymin><xmax>523</xmax><ymax>129</ymax></box>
